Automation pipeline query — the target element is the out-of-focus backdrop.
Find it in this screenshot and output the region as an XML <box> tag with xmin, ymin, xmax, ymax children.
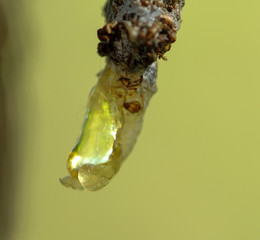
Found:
<box><xmin>0</xmin><ymin>0</ymin><xmax>260</xmax><ymax>240</ymax></box>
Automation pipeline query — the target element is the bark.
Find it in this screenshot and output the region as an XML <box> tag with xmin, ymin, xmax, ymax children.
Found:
<box><xmin>98</xmin><ymin>0</ymin><xmax>185</xmax><ymax>72</ymax></box>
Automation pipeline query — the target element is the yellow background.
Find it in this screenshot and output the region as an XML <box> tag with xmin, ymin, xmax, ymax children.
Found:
<box><xmin>0</xmin><ymin>0</ymin><xmax>260</xmax><ymax>239</ymax></box>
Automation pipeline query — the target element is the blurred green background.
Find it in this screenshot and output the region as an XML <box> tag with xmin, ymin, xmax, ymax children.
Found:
<box><xmin>0</xmin><ymin>0</ymin><xmax>260</xmax><ymax>240</ymax></box>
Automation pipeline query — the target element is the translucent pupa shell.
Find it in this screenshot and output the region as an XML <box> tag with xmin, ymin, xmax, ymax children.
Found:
<box><xmin>60</xmin><ymin>62</ymin><xmax>157</xmax><ymax>191</ymax></box>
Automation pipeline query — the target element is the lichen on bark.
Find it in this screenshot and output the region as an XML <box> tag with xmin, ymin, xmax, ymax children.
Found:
<box><xmin>98</xmin><ymin>0</ymin><xmax>185</xmax><ymax>71</ymax></box>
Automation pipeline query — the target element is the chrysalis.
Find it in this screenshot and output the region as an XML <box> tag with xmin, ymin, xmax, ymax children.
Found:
<box><xmin>60</xmin><ymin>62</ymin><xmax>157</xmax><ymax>191</ymax></box>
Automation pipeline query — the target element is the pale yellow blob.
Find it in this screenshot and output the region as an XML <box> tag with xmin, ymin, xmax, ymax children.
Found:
<box><xmin>61</xmin><ymin>65</ymin><xmax>123</xmax><ymax>191</ymax></box>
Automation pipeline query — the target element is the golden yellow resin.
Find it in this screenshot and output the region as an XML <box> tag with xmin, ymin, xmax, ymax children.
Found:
<box><xmin>60</xmin><ymin>65</ymin><xmax>122</xmax><ymax>191</ymax></box>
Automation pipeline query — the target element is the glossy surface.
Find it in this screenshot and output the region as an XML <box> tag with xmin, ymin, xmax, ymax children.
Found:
<box><xmin>61</xmin><ymin>60</ymin><xmax>157</xmax><ymax>191</ymax></box>
<box><xmin>61</xmin><ymin>66</ymin><xmax>123</xmax><ymax>191</ymax></box>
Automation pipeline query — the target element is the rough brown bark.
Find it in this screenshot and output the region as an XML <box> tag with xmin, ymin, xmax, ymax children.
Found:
<box><xmin>98</xmin><ymin>0</ymin><xmax>185</xmax><ymax>72</ymax></box>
